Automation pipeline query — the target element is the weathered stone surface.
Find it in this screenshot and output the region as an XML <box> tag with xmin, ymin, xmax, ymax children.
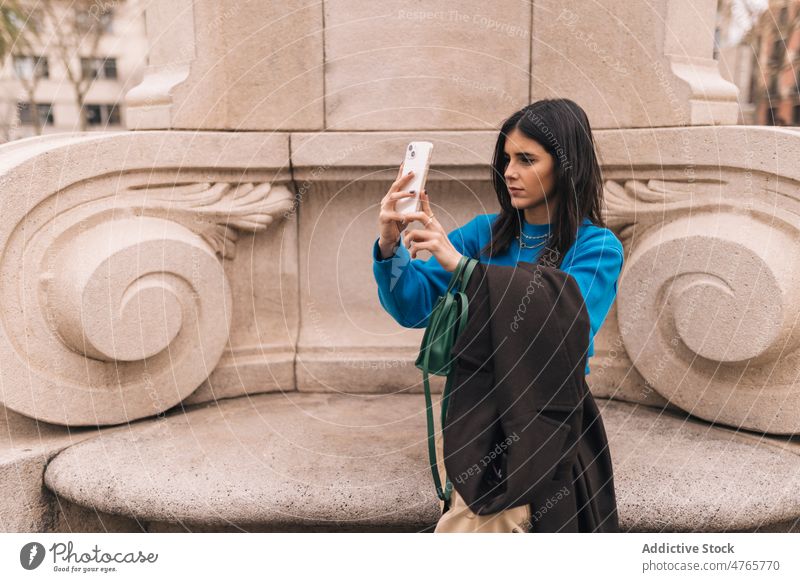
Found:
<box><xmin>0</xmin><ymin>407</ymin><xmax>101</xmax><ymax>532</ymax></box>
<box><xmin>126</xmin><ymin>0</ymin><xmax>324</xmax><ymax>130</ymax></box>
<box><xmin>324</xmin><ymin>1</ymin><xmax>531</xmax><ymax>130</ymax></box>
<box><xmin>531</xmin><ymin>0</ymin><xmax>739</xmax><ymax>127</ymax></box>
<box><xmin>44</xmin><ymin>393</ymin><xmax>439</xmax><ymax>531</ymax></box>
<box><xmin>126</xmin><ymin>1</ymin><xmax>737</xmax><ymax>131</ymax></box>
<box><xmin>601</xmin><ymin>125</ymin><xmax>800</xmax><ymax>433</ymax></box>
<box><xmin>41</xmin><ymin>394</ymin><xmax>800</xmax><ymax>532</ymax></box>
<box><xmin>0</xmin><ymin>131</ymin><xmax>294</xmax><ymax>426</ymax></box>
<box><xmin>604</xmin><ymin>400</ymin><xmax>800</xmax><ymax>532</ymax></box>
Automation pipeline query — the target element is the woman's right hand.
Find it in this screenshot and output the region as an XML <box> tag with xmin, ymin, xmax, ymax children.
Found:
<box><xmin>378</xmin><ymin>162</ymin><xmax>417</xmax><ymax>256</ymax></box>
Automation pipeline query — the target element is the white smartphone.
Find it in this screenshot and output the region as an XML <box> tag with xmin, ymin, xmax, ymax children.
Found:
<box><xmin>396</xmin><ymin>141</ymin><xmax>433</xmax><ymax>216</ymax></box>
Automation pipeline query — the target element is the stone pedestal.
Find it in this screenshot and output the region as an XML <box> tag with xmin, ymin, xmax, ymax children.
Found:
<box><xmin>1</xmin><ymin>0</ymin><xmax>798</xmax><ymax>533</ymax></box>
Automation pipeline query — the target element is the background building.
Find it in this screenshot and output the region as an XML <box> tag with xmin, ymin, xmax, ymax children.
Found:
<box><xmin>715</xmin><ymin>0</ymin><xmax>767</xmax><ymax>123</ymax></box>
<box><xmin>749</xmin><ymin>0</ymin><xmax>800</xmax><ymax>124</ymax></box>
<box><xmin>717</xmin><ymin>0</ymin><xmax>800</xmax><ymax>125</ymax></box>
<box><xmin>0</xmin><ymin>0</ymin><xmax>147</xmax><ymax>142</ymax></box>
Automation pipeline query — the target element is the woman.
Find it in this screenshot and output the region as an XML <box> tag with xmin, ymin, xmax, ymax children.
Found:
<box><xmin>372</xmin><ymin>99</ymin><xmax>624</xmax><ymax>532</ymax></box>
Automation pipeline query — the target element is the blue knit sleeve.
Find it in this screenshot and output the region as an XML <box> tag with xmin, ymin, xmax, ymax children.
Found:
<box><xmin>372</xmin><ymin>216</ymin><xmax>481</xmax><ymax>328</ymax></box>
<box><xmin>561</xmin><ymin>228</ymin><xmax>625</xmax><ymax>375</ymax></box>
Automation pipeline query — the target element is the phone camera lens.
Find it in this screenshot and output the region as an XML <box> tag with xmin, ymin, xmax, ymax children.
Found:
<box><xmin>410</xmin><ymin>150</ymin><xmax>416</xmax><ymax>158</ymax></box>
<box><xmin>408</xmin><ymin>145</ymin><xmax>413</xmax><ymax>151</ymax></box>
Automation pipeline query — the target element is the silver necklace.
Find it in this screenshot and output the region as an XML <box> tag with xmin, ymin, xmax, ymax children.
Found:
<box><xmin>516</xmin><ymin>236</ymin><xmax>548</xmax><ymax>249</ymax></box>
<box><xmin>516</xmin><ymin>228</ymin><xmax>549</xmax><ymax>249</ymax></box>
<box><xmin>518</xmin><ymin>230</ymin><xmax>549</xmax><ymax>240</ymax></box>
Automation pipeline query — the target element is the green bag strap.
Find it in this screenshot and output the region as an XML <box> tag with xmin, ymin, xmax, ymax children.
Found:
<box><xmin>423</xmin><ymin>368</ymin><xmax>454</xmax><ymax>502</ymax></box>
<box><xmin>445</xmin><ymin>254</ymin><xmax>469</xmax><ymax>293</ymax></box>
<box><xmin>420</xmin><ymin>255</ymin><xmax>478</xmax><ymax>503</ymax></box>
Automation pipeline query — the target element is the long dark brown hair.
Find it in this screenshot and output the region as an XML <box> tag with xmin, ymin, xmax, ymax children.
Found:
<box><xmin>478</xmin><ymin>98</ymin><xmax>605</xmax><ymax>268</ymax></box>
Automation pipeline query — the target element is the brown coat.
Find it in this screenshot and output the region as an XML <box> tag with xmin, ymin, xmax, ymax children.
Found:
<box><xmin>442</xmin><ymin>260</ymin><xmax>620</xmax><ymax>532</ymax></box>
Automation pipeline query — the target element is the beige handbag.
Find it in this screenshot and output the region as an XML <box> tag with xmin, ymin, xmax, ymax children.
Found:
<box><xmin>431</xmin><ymin>398</ymin><xmax>532</xmax><ymax>533</ymax></box>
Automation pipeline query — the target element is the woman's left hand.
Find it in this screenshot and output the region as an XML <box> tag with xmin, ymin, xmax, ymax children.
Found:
<box><xmin>402</xmin><ymin>189</ymin><xmax>463</xmax><ymax>272</ymax></box>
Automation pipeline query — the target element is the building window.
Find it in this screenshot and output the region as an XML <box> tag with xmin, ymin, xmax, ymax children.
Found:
<box><xmin>768</xmin><ymin>72</ymin><xmax>779</xmax><ymax>98</ymax></box>
<box><xmin>81</xmin><ymin>57</ymin><xmax>118</xmax><ymax>80</ymax></box>
<box><xmin>83</xmin><ymin>104</ymin><xmax>120</xmax><ymax>126</ymax></box>
<box><xmin>17</xmin><ymin>102</ymin><xmax>54</xmax><ymax>126</ymax></box>
<box><xmin>769</xmin><ymin>36</ymin><xmax>785</xmax><ymax>69</ymax></box>
<box><xmin>749</xmin><ymin>61</ymin><xmax>759</xmax><ymax>102</ymax></box>
<box><xmin>13</xmin><ymin>55</ymin><xmax>49</xmax><ymax>80</ymax></box>
<box><xmin>767</xmin><ymin>107</ymin><xmax>781</xmax><ymax>125</ymax></box>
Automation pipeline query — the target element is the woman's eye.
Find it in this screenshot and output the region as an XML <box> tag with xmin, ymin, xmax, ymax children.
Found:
<box><xmin>504</xmin><ymin>155</ymin><xmax>533</xmax><ymax>165</ymax></box>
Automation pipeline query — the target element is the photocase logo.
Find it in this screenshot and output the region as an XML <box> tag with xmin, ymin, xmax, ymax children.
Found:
<box><xmin>20</xmin><ymin>542</ymin><xmax>46</xmax><ymax>570</ymax></box>
<box><xmin>16</xmin><ymin>540</ymin><xmax>157</xmax><ymax>574</ymax></box>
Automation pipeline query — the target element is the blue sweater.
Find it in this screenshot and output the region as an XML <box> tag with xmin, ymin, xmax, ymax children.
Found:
<box><xmin>372</xmin><ymin>213</ymin><xmax>624</xmax><ymax>375</ymax></box>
